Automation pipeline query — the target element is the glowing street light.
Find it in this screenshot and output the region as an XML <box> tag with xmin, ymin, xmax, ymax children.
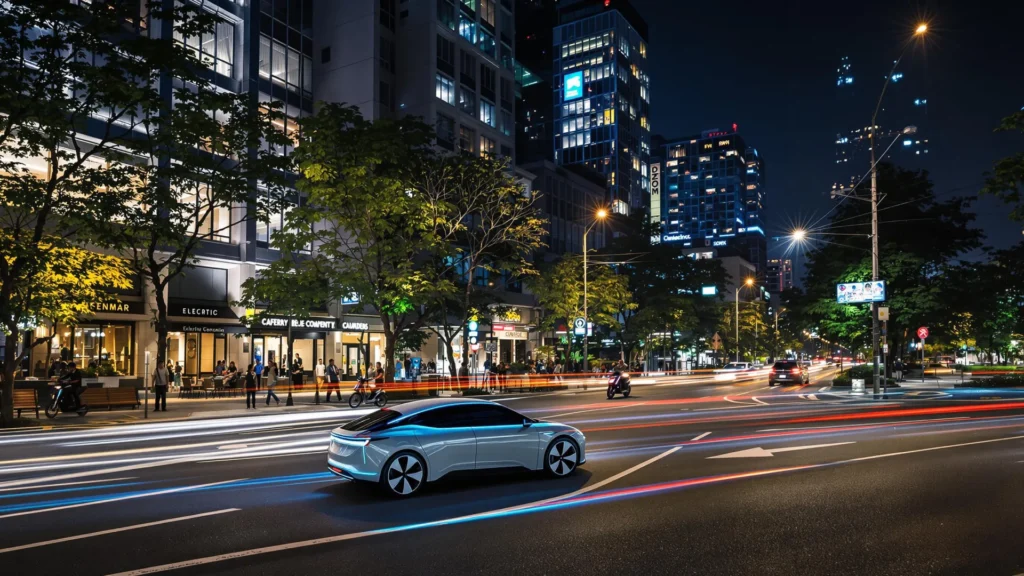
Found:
<box><xmin>583</xmin><ymin>208</ymin><xmax>609</xmax><ymax>373</ymax></box>
<box><xmin>915</xmin><ymin>23</ymin><xmax>928</xmax><ymax>35</ymax></box>
<box><xmin>735</xmin><ymin>277</ymin><xmax>756</xmax><ymax>362</ymax></box>
<box><xmin>792</xmin><ymin>228</ymin><xmax>807</xmax><ymax>242</ymax></box>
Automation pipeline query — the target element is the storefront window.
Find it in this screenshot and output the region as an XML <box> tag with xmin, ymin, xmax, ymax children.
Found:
<box><xmin>55</xmin><ymin>322</ymin><xmax>135</xmax><ymax>375</ymax></box>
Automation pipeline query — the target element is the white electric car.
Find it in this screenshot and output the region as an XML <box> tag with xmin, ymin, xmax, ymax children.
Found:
<box><xmin>327</xmin><ymin>398</ymin><xmax>586</xmax><ymax>496</ymax></box>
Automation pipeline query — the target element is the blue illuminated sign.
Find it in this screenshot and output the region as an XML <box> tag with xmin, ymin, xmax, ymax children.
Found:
<box><xmin>564</xmin><ymin>71</ymin><xmax>584</xmax><ymax>101</ymax></box>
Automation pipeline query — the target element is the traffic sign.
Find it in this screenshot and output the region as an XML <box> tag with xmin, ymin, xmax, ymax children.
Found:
<box><xmin>573</xmin><ymin>317</ymin><xmax>587</xmax><ymax>336</ymax></box>
<box><xmin>711</xmin><ymin>332</ymin><xmax>722</xmax><ymax>351</ymax></box>
<box><xmin>878</xmin><ymin>307</ymin><xmax>889</xmax><ymax>321</ymax></box>
<box><xmin>917</xmin><ymin>326</ymin><xmax>929</xmax><ymax>340</ymax></box>
<box><xmin>484</xmin><ymin>342</ymin><xmax>497</xmax><ymax>353</ymax></box>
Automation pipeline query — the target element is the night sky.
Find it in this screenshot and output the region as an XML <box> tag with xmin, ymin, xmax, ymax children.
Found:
<box><xmin>631</xmin><ymin>0</ymin><xmax>1024</xmax><ymax>264</ymax></box>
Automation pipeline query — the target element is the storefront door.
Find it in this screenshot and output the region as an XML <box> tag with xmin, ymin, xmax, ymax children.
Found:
<box><xmin>345</xmin><ymin>344</ymin><xmax>363</xmax><ymax>377</ymax></box>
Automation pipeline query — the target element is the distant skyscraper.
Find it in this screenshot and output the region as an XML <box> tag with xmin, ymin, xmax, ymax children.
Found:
<box><xmin>832</xmin><ymin>54</ymin><xmax>931</xmax><ymax>193</ymax></box>
<box><xmin>766</xmin><ymin>259</ymin><xmax>793</xmax><ymax>294</ymax></box>
<box><xmin>552</xmin><ymin>0</ymin><xmax>651</xmax><ymax>215</ymax></box>
<box><xmin>656</xmin><ymin>126</ymin><xmax>768</xmax><ymax>275</ymax></box>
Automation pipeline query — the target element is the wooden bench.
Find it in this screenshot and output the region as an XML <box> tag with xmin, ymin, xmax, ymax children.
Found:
<box><xmin>13</xmin><ymin>389</ymin><xmax>39</xmax><ymax>418</ymax></box>
<box><xmin>81</xmin><ymin>387</ymin><xmax>140</xmax><ymax>410</ymax></box>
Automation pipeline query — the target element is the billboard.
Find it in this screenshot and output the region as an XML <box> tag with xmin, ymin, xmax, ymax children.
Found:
<box><xmin>563</xmin><ymin>71</ymin><xmax>584</xmax><ymax>101</ymax></box>
<box><xmin>836</xmin><ymin>281</ymin><xmax>886</xmax><ymax>304</ymax></box>
<box><xmin>650</xmin><ymin>162</ymin><xmax>661</xmax><ymax>226</ymax></box>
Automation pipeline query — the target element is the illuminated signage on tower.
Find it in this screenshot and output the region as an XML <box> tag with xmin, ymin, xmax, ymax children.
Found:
<box><xmin>563</xmin><ymin>71</ymin><xmax>584</xmax><ymax>101</ymax></box>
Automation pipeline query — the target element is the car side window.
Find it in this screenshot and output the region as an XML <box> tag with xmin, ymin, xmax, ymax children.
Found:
<box><xmin>467</xmin><ymin>404</ymin><xmax>526</xmax><ymax>426</ymax></box>
<box><xmin>407</xmin><ymin>406</ymin><xmax>477</xmax><ymax>429</ymax></box>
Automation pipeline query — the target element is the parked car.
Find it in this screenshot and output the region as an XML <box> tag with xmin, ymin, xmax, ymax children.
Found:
<box><xmin>769</xmin><ymin>360</ymin><xmax>809</xmax><ymax>386</ymax></box>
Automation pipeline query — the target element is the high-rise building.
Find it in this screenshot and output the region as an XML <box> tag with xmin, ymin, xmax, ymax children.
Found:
<box><xmin>552</xmin><ymin>0</ymin><xmax>650</xmax><ymax>215</ymax></box>
<box><xmin>832</xmin><ymin>54</ymin><xmax>931</xmax><ymax>192</ymax></box>
<box><xmin>766</xmin><ymin>259</ymin><xmax>794</xmax><ymax>294</ymax></box>
<box><xmin>314</xmin><ymin>0</ymin><xmax>517</xmax><ymax>161</ymax></box>
<box><xmin>656</xmin><ymin>126</ymin><xmax>768</xmax><ymax>275</ymax></box>
<box><xmin>514</xmin><ymin>0</ymin><xmax>557</xmax><ymax>163</ymax></box>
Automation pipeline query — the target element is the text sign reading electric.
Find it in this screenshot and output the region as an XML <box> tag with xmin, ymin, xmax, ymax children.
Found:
<box><xmin>564</xmin><ymin>71</ymin><xmax>584</xmax><ymax>101</ymax></box>
<box><xmin>836</xmin><ymin>281</ymin><xmax>886</xmax><ymax>304</ymax></box>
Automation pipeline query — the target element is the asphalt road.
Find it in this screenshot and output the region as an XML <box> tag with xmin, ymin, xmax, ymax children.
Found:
<box><xmin>2</xmin><ymin>368</ymin><xmax>1023</xmax><ymax>576</ymax></box>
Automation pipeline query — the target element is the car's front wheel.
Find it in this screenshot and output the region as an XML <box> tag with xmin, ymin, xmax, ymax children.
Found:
<box><xmin>545</xmin><ymin>438</ymin><xmax>580</xmax><ymax>477</ymax></box>
<box><xmin>381</xmin><ymin>452</ymin><xmax>426</xmax><ymax>497</ymax></box>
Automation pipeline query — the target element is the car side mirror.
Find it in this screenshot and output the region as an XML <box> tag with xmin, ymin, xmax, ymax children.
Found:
<box><xmin>523</xmin><ymin>418</ymin><xmax>533</xmax><ymax>428</ymax></box>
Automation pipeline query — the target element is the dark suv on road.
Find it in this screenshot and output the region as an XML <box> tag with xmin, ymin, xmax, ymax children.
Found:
<box><xmin>769</xmin><ymin>360</ymin><xmax>809</xmax><ymax>386</ymax></box>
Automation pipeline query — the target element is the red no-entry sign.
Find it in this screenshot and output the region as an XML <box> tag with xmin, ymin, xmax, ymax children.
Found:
<box><xmin>917</xmin><ymin>326</ymin><xmax>929</xmax><ymax>340</ymax></box>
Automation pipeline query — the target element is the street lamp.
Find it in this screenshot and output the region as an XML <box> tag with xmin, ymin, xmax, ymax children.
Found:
<box><xmin>868</xmin><ymin>23</ymin><xmax>927</xmax><ymax>395</ymax></box>
<box><xmin>792</xmin><ymin>229</ymin><xmax>807</xmax><ymax>242</ymax></box>
<box><xmin>735</xmin><ymin>277</ymin><xmax>754</xmax><ymax>362</ymax></box>
<box><xmin>583</xmin><ymin>208</ymin><xmax>608</xmax><ymax>373</ymax></box>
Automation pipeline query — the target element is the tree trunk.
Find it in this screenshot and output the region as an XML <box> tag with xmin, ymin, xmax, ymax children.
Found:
<box><xmin>381</xmin><ymin>315</ymin><xmax>396</xmax><ymax>384</ymax></box>
<box><xmin>1</xmin><ymin>331</ymin><xmax>19</xmax><ymax>425</ymax></box>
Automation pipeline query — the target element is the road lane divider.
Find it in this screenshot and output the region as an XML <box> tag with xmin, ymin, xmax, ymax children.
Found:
<box><xmin>708</xmin><ymin>442</ymin><xmax>856</xmax><ymax>459</ymax></box>
<box><xmin>690</xmin><ymin>432</ymin><xmax>712</xmax><ymax>442</ymax></box>
<box><xmin>109</xmin><ymin>432</ymin><xmax>1024</xmax><ymax>576</ymax></box>
<box><xmin>0</xmin><ymin>508</ymin><xmax>240</xmax><ymax>553</ymax></box>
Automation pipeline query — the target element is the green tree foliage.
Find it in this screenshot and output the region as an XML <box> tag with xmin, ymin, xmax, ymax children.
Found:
<box><xmin>981</xmin><ymin>111</ymin><xmax>1024</xmax><ymax>222</ymax></box>
<box><xmin>600</xmin><ymin>213</ymin><xmax>727</xmax><ymax>365</ymax></box>
<box><xmin>240</xmin><ymin>104</ymin><xmax>436</xmax><ymax>382</ymax></box>
<box><xmin>528</xmin><ymin>255</ymin><xmax>634</xmax><ymax>363</ymax></box>
<box><xmin>416</xmin><ymin>153</ymin><xmax>547</xmax><ymax>375</ymax></box>
<box><xmin>792</xmin><ymin>164</ymin><xmax>982</xmax><ymax>359</ymax></box>
<box><xmin>99</xmin><ymin>2</ymin><xmax>292</xmax><ymax>369</ymax></box>
<box><xmin>0</xmin><ymin>0</ymin><xmax>176</xmax><ymax>423</ymax></box>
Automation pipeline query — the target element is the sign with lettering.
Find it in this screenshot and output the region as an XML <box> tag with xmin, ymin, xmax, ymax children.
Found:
<box><xmin>494</xmin><ymin>327</ymin><xmax>528</xmax><ymax>340</ymax></box>
<box><xmin>170</xmin><ymin>303</ymin><xmax>237</xmax><ymax>319</ymax></box>
<box><xmin>87</xmin><ymin>299</ymin><xmax>145</xmax><ymax>315</ymax></box>
<box><xmin>341</xmin><ymin>321</ymin><xmax>369</xmax><ymax>331</ymax></box>
<box><xmin>650</xmin><ymin>162</ymin><xmax>661</xmax><ymax>226</ymax></box>
<box><xmin>172</xmin><ymin>323</ymin><xmax>248</xmax><ymax>335</ymax></box>
<box><xmin>258</xmin><ymin>316</ymin><xmax>341</xmax><ymax>331</ymax></box>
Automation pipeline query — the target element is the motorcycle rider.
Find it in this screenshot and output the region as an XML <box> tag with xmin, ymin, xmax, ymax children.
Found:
<box><xmin>612</xmin><ymin>359</ymin><xmax>628</xmax><ymax>375</ymax></box>
<box><xmin>62</xmin><ymin>361</ymin><xmax>84</xmax><ymax>411</ymax></box>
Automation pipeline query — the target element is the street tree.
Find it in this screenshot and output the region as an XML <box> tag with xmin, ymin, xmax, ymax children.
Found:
<box><xmin>528</xmin><ymin>255</ymin><xmax>634</xmax><ymax>366</ymax></box>
<box><xmin>793</xmin><ymin>164</ymin><xmax>982</xmax><ymax>360</ymax></box>
<box><xmin>417</xmin><ymin>153</ymin><xmax>547</xmax><ymax>376</ymax></box>
<box><xmin>0</xmin><ymin>0</ymin><xmax>187</xmax><ymax>423</ymax></box>
<box><xmin>240</xmin><ymin>104</ymin><xmax>436</xmax><ymax>382</ymax></box>
<box><xmin>981</xmin><ymin>110</ymin><xmax>1024</xmax><ymax>221</ymax></box>
<box><xmin>92</xmin><ymin>4</ymin><xmax>292</xmax><ymax>374</ymax></box>
<box><xmin>600</xmin><ymin>213</ymin><xmax>727</xmax><ymax>366</ymax></box>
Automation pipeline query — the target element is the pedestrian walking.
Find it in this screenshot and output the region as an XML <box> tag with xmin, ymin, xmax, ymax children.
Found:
<box><xmin>265</xmin><ymin>360</ymin><xmax>280</xmax><ymax>406</ymax></box>
<box><xmin>325</xmin><ymin>358</ymin><xmax>341</xmax><ymax>402</ymax></box>
<box><xmin>244</xmin><ymin>364</ymin><xmax>258</xmax><ymax>409</ymax></box>
<box><xmin>894</xmin><ymin>359</ymin><xmax>905</xmax><ymax>382</ymax></box>
<box><xmin>173</xmin><ymin>362</ymin><xmax>183</xmax><ymax>388</ymax></box>
<box><xmin>153</xmin><ymin>361</ymin><xmax>169</xmax><ymax>412</ymax></box>
<box><xmin>315</xmin><ymin>359</ymin><xmax>326</xmax><ymax>386</ymax></box>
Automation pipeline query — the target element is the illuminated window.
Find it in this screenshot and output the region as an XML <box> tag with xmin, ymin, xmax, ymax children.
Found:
<box><xmin>174</xmin><ymin>3</ymin><xmax>235</xmax><ymax>77</ymax></box>
<box><xmin>435</xmin><ymin>73</ymin><xmax>455</xmax><ymax>105</ymax></box>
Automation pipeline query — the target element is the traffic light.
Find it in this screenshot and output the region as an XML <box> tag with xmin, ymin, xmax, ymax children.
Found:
<box><xmin>467</xmin><ymin>318</ymin><xmax>479</xmax><ymax>345</ymax></box>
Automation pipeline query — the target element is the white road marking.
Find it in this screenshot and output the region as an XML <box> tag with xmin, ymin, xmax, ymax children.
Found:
<box><xmin>723</xmin><ymin>396</ymin><xmax>755</xmax><ymax>405</ymax></box>
<box><xmin>818</xmin><ymin>386</ymin><xmax>831</xmax><ymax>392</ymax></box>
<box><xmin>709</xmin><ymin>442</ymin><xmax>856</xmax><ymax>459</ymax></box>
<box><xmin>115</xmin><ymin>434</ymin><xmax>1024</xmax><ymax>575</ymax></box>
<box><xmin>110</xmin><ymin>446</ymin><xmax>682</xmax><ymax>575</ymax></box>
<box><xmin>217</xmin><ymin>444</ymin><xmax>248</xmax><ymax>450</ymax></box>
<box><xmin>690</xmin><ymin>432</ymin><xmax>712</xmax><ymax>442</ymax></box>
<box><xmin>0</xmin><ymin>477</ymin><xmax>136</xmax><ymax>494</ymax></box>
<box><xmin>0</xmin><ymin>508</ymin><xmax>240</xmax><ymax>553</ymax></box>
<box><xmin>751</xmin><ymin>397</ymin><xmax>768</xmax><ymax>405</ymax></box>
<box><xmin>547</xmin><ymin>402</ymin><xmax>646</xmax><ymax>419</ymax></box>
<box><xmin>0</xmin><ymin>478</ymin><xmax>243</xmax><ymax>520</ymax></box>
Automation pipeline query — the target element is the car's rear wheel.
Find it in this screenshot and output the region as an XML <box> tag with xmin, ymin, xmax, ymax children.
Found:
<box><xmin>544</xmin><ymin>438</ymin><xmax>580</xmax><ymax>477</ymax></box>
<box><xmin>381</xmin><ymin>452</ymin><xmax>426</xmax><ymax>497</ymax></box>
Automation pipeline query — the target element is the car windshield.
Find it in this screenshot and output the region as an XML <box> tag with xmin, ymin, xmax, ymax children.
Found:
<box><xmin>773</xmin><ymin>361</ymin><xmax>798</xmax><ymax>369</ymax></box>
<box><xmin>341</xmin><ymin>408</ymin><xmax>403</xmax><ymax>432</ymax></box>
<box><xmin>723</xmin><ymin>363</ymin><xmax>746</xmax><ymax>370</ymax></box>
